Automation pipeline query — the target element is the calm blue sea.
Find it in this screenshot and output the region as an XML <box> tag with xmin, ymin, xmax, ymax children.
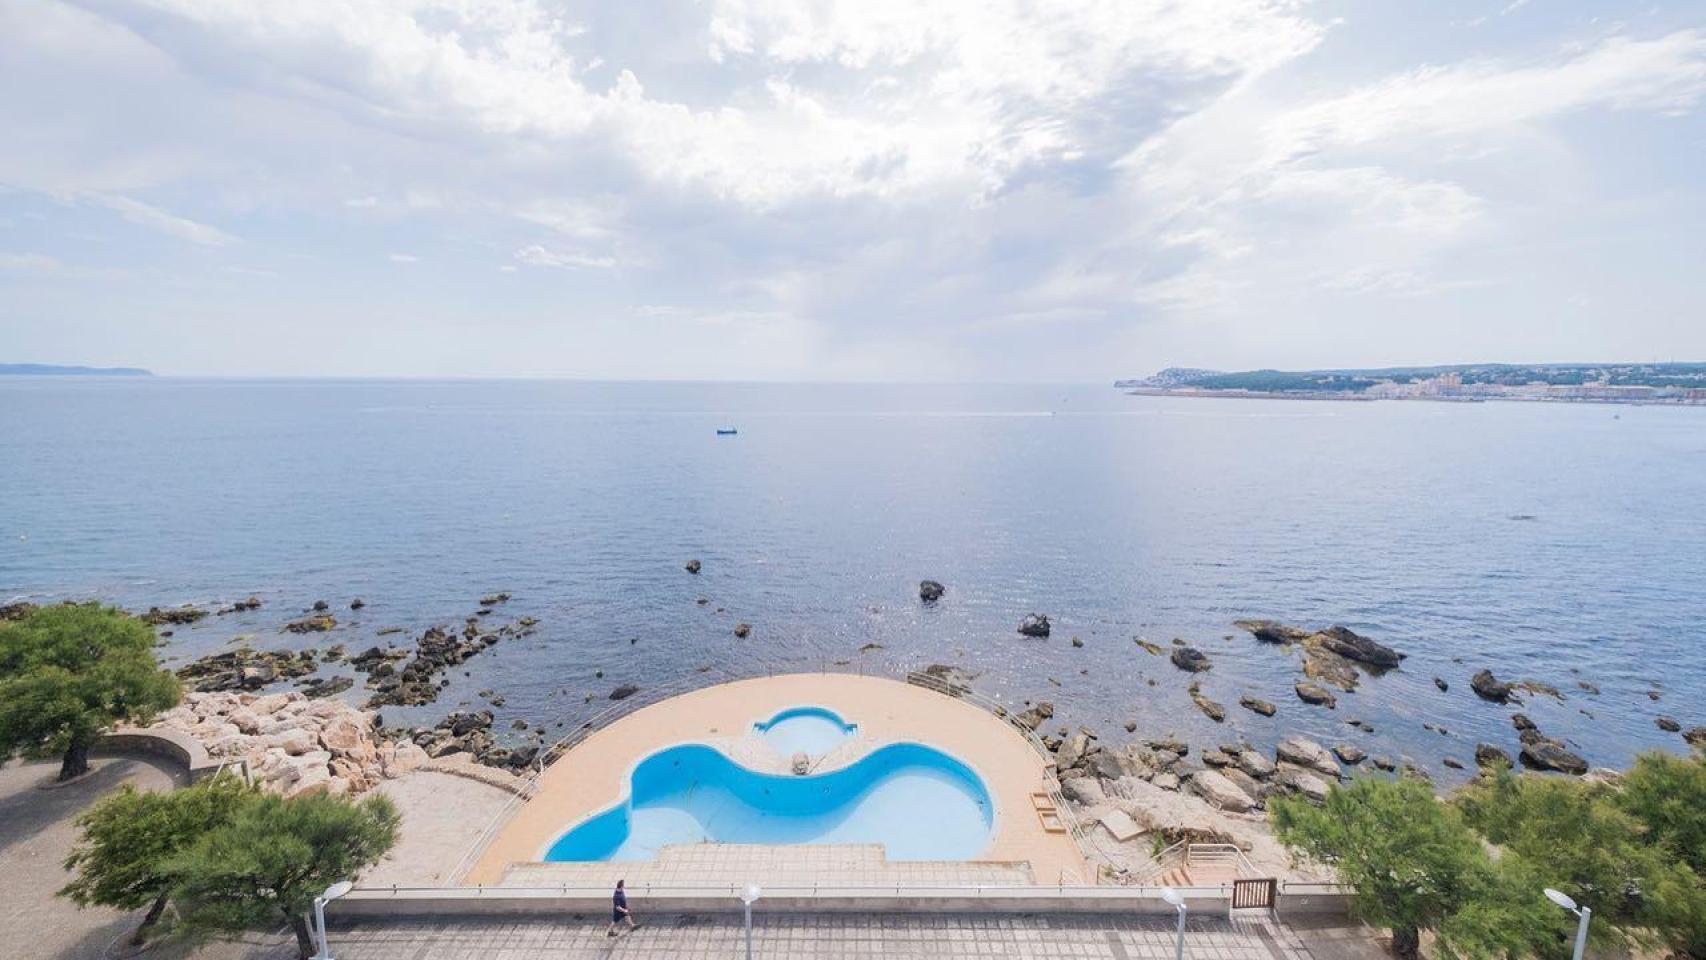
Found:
<box><xmin>3</xmin><ymin>378</ymin><xmax>1703</xmax><ymax>781</ymax></box>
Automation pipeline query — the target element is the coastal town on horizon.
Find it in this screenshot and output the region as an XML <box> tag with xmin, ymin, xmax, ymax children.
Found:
<box><xmin>1118</xmin><ymin>361</ymin><xmax>1706</xmax><ymax>405</ymax></box>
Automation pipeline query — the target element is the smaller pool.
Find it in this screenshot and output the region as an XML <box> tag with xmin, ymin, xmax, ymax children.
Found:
<box><xmin>753</xmin><ymin>706</ymin><xmax>856</xmax><ymax>757</ymax></box>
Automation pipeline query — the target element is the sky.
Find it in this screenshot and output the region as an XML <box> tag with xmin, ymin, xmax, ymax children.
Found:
<box><xmin>2</xmin><ymin>0</ymin><xmax>1704</xmax><ymax>381</ymax></box>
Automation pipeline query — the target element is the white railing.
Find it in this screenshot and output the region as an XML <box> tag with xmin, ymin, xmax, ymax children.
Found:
<box><xmin>1184</xmin><ymin>843</ymin><xmax>1257</xmax><ymax>878</ymax></box>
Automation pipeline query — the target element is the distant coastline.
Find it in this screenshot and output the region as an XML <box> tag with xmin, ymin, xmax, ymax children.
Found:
<box><xmin>1117</xmin><ymin>362</ymin><xmax>1706</xmax><ymax>406</ymax></box>
<box><xmin>0</xmin><ymin>363</ymin><xmax>153</xmax><ymax>377</ymax></box>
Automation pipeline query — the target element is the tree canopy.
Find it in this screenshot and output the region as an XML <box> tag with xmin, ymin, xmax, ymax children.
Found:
<box><xmin>168</xmin><ymin>791</ymin><xmax>399</xmax><ymax>959</ymax></box>
<box><xmin>59</xmin><ymin>773</ymin><xmax>256</xmax><ymax>944</ymax></box>
<box><xmin>0</xmin><ymin>602</ymin><xmax>180</xmax><ymax>780</ymax></box>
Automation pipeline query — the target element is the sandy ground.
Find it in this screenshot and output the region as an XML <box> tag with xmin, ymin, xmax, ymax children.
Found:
<box><xmin>363</xmin><ymin>770</ymin><xmax>515</xmax><ymax>886</ymax></box>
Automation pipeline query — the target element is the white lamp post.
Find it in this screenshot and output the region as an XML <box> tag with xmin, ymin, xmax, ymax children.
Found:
<box><xmin>1161</xmin><ymin>887</ymin><xmax>1187</xmax><ymax>960</ymax></box>
<box><xmin>311</xmin><ymin>880</ymin><xmax>355</xmax><ymax>960</ymax></box>
<box><xmin>740</xmin><ymin>884</ymin><xmax>762</xmax><ymax>960</ymax></box>
<box><xmin>1545</xmin><ymin>888</ymin><xmax>1591</xmax><ymax>960</ymax></box>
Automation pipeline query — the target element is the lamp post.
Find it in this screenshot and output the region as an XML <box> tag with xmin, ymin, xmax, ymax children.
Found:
<box><xmin>311</xmin><ymin>880</ymin><xmax>354</xmax><ymax>960</ymax></box>
<box><xmin>1545</xmin><ymin>889</ymin><xmax>1591</xmax><ymax>960</ymax></box>
<box><xmin>1161</xmin><ymin>887</ymin><xmax>1187</xmax><ymax>960</ymax></box>
<box><xmin>740</xmin><ymin>884</ymin><xmax>762</xmax><ymax>960</ymax></box>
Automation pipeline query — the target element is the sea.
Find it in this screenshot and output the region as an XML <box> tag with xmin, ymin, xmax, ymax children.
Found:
<box><xmin>3</xmin><ymin>377</ymin><xmax>1703</xmax><ymax>783</ymax></box>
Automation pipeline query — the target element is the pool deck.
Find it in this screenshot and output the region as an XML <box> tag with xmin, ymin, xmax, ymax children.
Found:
<box><xmin>467</xmin><ymin>673</ymin><xmax>1090</xmax><ymax>885</ymax></box>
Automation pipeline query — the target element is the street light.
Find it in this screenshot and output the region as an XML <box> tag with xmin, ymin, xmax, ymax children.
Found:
<box><xmin>1545</xmin><ymin>888</ymin><xmax>1591</xmax><ymax>960</ymax></box>
<box><xmin>740</xmin><ymin>884</ymin><xmax>762</xmax><ymax>960</ymax></box>
<box><xmin>1160</xmin><ymin>887</ymin><xmax>1187</xmax><ymax>960</ymax></box>
<box><xmin>311</xmin><ymin>880</ymin><xmax>355</xmax><ymax>960</ymax></box>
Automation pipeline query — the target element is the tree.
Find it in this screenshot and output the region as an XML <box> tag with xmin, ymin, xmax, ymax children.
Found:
<box><xmin>59</xmin><ymin>773</ymin><xmax>255</xmax><ymax>944</ymax></box>
<box><xmin>1272</xmin><ymin>776</ymin><xmax>1535</xmax><ymax>960</ymax></box>
<box><xmin>0</xmin><ymin>603</ymin><xmax>180</xmax><ymax>780</ymax></box>
<box><xmin>168</xmin><ymin>791</ymin><xmax>399</xmax><ymax>959</ymax></box>
<box><xmin>1617</xmin><ymin>751</ymin><xmax>1706</xmax><ymax>876</ymax></box>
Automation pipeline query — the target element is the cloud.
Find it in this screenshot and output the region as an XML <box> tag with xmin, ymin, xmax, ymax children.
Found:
<box><xmin>514</xmin><ymin>244</ymin><xmax>618</xmax><ymax>270</ymax></box>
<box><xmin>84</xmin><ymin>193</ymin><xmax>236</xmax><ymax>246</ymax></box>
<box><xmin>388</xmin><ymin>252</ymin><xmax>419</xmax><ymax>263</ymax></box>
<box><xmin>0</xmin><ymin>252</ymin><xmax>64</xmax><ymax>272</ymax></box>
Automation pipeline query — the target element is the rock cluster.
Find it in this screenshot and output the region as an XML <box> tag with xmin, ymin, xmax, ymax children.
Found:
<box><xmin>177</xmin><ymin>647</ymin><xmax>322</xmax><ymax>692</ymax></box>
<box><xmin>362</xmin><ymin>617</ymin><xmax>536</xmax><ymax>708</ymax></box>
<box><xmin>1509</xmin><ymin>713</ymin><xmax>1588</xmax><ymax>775</ymax></box>
<box><xmin>284</xmin><ymin>614</ymin><xmax>337</xmax><ymax>634</ymax></box>
<box><xmin>142</xmin><ymin>605</ymin><xmax>209</xmax><ymax>626</ymax></box>
<box><xmin>395</xmin><ymin>709</ymin><xmax>541</xmax><ymax>772</ymax></box>
<box><xmin>1235</xmin><ymin>621</ymin><xmax>1405</xmax><ymax>695</ymax></box>
<box><xmin>150</xmin><ymin>691</ymin><xmax>427</xmax><ymax>798</ymax></box>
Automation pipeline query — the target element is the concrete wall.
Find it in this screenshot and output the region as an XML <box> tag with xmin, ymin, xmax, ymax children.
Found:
<box><xmin>97</xmin><ymin>727</ymin><xmax>237</xmax><ymax>783</ymax></box>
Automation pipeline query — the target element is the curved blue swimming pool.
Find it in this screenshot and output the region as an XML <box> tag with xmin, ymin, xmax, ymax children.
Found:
<box><xmin>752</xmin><ymin>705</ymin><xmax>856</xmax><ymax>757</ymax></box>
<box><xmin>544</xmin><ymin>742</ymin><xmax>993</xmax><ymax>862</ymax></box>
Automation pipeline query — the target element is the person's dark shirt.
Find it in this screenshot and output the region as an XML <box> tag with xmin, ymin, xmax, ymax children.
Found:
<box><xmin>613</xmin><ymin>888</ymin><xmax>628</xmax><ymax>911</ymax></box>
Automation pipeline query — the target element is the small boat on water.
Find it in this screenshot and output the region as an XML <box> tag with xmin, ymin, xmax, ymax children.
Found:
<box><xmin>716</xmin><ymin>428</ymin><xmax>738</xmax><ymax>436</ymax></box>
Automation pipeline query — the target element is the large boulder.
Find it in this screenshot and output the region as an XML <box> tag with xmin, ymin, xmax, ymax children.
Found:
<box><xmin>1275</xmin><ymin>766</ymin><xmax>1333</xmax><ymax>804</ymax></box>
<box><xmin>1475</xmin><ymin>743</ymin><xmax>1513</xmax><ymax>769</ymax></box>
<box><xmin>1310</xmin><ymin>626</ymin><xmax>1404</xmax><ymax>668</ymax></box>
<box><xmin>1170</xmin><ymin>647</ymin><xmax>1213</xmax><ymax>672</ymax></box>
<box><xmin>1239</xmin><ymin>697</ymin><xmax>1277</xmax><ymax>717</ymax></box>
<box><xmin>1017</xmin><ymin>614</ymin><xmax>1051</xmax><ymax>638</ymax></box>
<box><xmin>1189</xmin><ymin>770</ymin><xmax>1256</xmax><ymax>813</ymax></box>
<box><xmin>1520</xmin><ymin>738</ymin><xmax>1588</xmax><ymax>775</ymax></box>
<box><xmin>1294</xmin><ymin>681</ymin><xmax>1337</xmax><ymax>708</ymax></box>
<box><xmin>1235</xmin><ymin>620</ymin><xmax>1310</xmax><ymax>644</ymax></box>
<box><xmin>1471</xmin><ymin>670</ymin><xmax>1518</xmax><ymax>704</ymax></box>
<box><xmin>1236</xmin><ymin>750</ymin><xmax>1276</xmax><ymax>779</ymax></box>
<box><xmin>1332</xmin><ymin>744</ymin><xmax>1367</xmax><ymax>765</ymax></box>
<box><xmin>918</xmin><ymin>580</ymin><xmax>945</xmax><ymax>603</ymax></box>
<box><xmin>1055</xmin><ymin>731</ymin><xmax>1092</xmax><ymax>770</ymax></box>
<box><xmin>1059</xmin><ymin>776</ymin><xmax>1106</xmax><ymax>807</ymax></box>
<box><xmin>1276</xmin><ymin>736</ymin><xmax>1342</xmax><ymax>779</ymax></box>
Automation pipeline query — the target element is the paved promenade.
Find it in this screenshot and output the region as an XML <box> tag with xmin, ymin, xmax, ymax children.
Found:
<box><xmin>306</xmin><ymin>912</ymin><xmax>1378</xmax><ymax>960</ymax></box>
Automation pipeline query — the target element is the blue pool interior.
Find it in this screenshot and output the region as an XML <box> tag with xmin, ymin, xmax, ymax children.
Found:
<box><xmin>544</xmin><ymin>742</ymin><xmax>994</xmax><ymax>862</ymax></box>
<box><xmin>753</xmin><ymin>705</ymin><xmax>857</xmax><ymax>757</ymax></box>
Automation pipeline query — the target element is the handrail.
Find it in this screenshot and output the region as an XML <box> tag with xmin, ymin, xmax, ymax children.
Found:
<box><xmin>350</xmin><ymin>882</ymin><xmax>1235</xmax><ymax>897</ymax></box>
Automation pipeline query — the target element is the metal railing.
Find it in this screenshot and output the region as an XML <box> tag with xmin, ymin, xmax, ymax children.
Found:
<box><xmin>348</xmin><ymin>880</ymin><xmax>1236</xmax><ymax>899</ymax></box>
<box><xmin>1185</xmin><ymin>843</ymin><xmax>1257</xmax><ymax>878</ymax></box>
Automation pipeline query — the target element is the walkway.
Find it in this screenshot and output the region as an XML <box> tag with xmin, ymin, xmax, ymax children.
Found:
<box><xmin>313</xmin><ymin>912</ymin><xmax>1384</xmax><ymax>960</ymax></box>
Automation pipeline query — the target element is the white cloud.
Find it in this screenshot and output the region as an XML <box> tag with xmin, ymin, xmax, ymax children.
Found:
<box><xmin>388</xmin><ymin>252</ymin><xmax>419</xmax><ymax>263</ymax></box>
<box><xmin>514</xmin><ymin>244</ymin><xmax>618</xmax><ymax>270</ymax></box>
<box><xmin>0</xmin><ymin>252</ymin><xmax>63</xmax><ymax>272</ymax></box>
<box><xmin>84</xmin><ymin>193</ymin><xmax>236</xmax><ymax>246</ymax></box>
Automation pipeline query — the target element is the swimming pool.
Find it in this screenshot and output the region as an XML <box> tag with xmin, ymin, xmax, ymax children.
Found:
<box><xmin>752</xmin><ymin>705</ymin><xmax>856</xmax><ymax>757</ymax></box>
<box><xmin>543</xmin><ymin>742</ymin><xmax>994</xmax><ymax>862</ymax></box>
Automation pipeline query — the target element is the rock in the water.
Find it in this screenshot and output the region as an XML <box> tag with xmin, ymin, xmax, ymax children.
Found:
<box><xmin>1275</xmin><ymin>766</ymin><xmax>1332</xmax><ymax>804</ymax></box>
<box><xmin>1475</xmin><ymin>744</ymin><xmax>1513</xmax><ymax>768</ymax></box>
<box><xmin>908</xmin><ymin>663</ymin><xmax>977</xmax><ymax>697</ymax></box>
<box><xmin>1684</xmin><ymin>727</ymin><xmax>1706</xmax><ymax>750</ymax></box>
<box><xmin>285</xmin><ymin>615</ymin><xmax>337</xmax><ymax>634</ymax></box>
<box><xmin>480</xmin><ymin>592</ymin><xmax>512</xmax><ymax>605</ymax></box>
<box><xmin>1520</xmin><ymin>738</ymin><xmax>1588</xmax><ymax>775</ymax></box>
<box><xmin>142</xmin><ymin>605</ymin><xmax>208</xmax><ymax>626</ymax></box>
<box><xmin>1170</xmin><ymin>646</ymin><xmax>1213</xmax><ymax>672</ymax></box>
<box><xmin>1434</xmin><ymin>677</ymin><xmax>1449</xmax><ymax>692</ymax></box>
<box><xmin>733</xmin><ymin>622</ymin><xmax>751</xmax><ymax>638</ymax></box>
<box><xmin>1189</xmin><ymin>770</ymin><xmax>1255</xmax><ymax>812</ymax></box>
<box><xmin>1656</xmin><ymin>716</ymin><xmax>1682</xmax><ymax>733</ymax></box>
<box><xmin>918</xmin><ymin>580</ymin><xmax>945</xmax><ymax>603</ymax></box>
<box><xmin>312</xmin><ymin>600</ymin><xmax>330</xmax><ymax>612</ymax></box>
<box><xmin>1512</xmin><ymin>713</ymin><xmax>1537</xmax><ymax>732</ymax></box>
<box><xmin>1188</xmin><ymin>682</ymin><xmax>1225</xmax><ymax>722</ymax></box>
<box><xmin>1015</xmin><ymin>701</ymin><xmax>1054</xmax><ymax>731</ymax></box>
<box><xmin>684</xmin><ymin>559</ymin><xmax>701</xmax><ymax>575</ymax></box>
<box><xmin>1310</xmin><ymin>626</ymin><xmax>1404</xmax><ymax>668</ymax></box>
<box><xmin>608</xmin><ymin>683</ymin><xmax>640</xmax><ymax>700</ymax></box>
<box><xmin>1277</xmin><ymin>735</ymin><xmax>1342</xmax><ymax>779</ymax></box>
<box><xmin>1235</xmin><ymin>620</ymin><xmax>1310</xmax><ymax>644</ymax></box>
<box><xmin>1017</xmin><ymin>613</ymin><xmax>1051</xmax><ymax>638</ymax></box>
<box><xmin>1470</xmin><ymin>669</ymin><xmax>1517</xmax><ymax>704</ymax></box>
<box><xmin>1302</xmin><ymin>647</ymin><xmax>1361</xmax><ymax>691</ymax></box>
<box><xmin>349</xmin><ymin>598</ymin><xmax>366</xmax><ymax>610</ymax></box>
<box><xmin>1239</xmin><ymin>696</ymin><xmax>1277</xmax><ymax>717</ymax></box>
<box><xmin>1143</xmin><ymin>736</ymin><xmax>1189</xmax><ymax>756</ymax></box>
<box><xmin>1372</xmin><ymin>755</ymin><xmax>1397</xmax><ymax>772</ymax></box>
<box><xmin>1442</xmin><ymin>757</ymin><xmax>1465</xmax><ymax>770</ymax></box>
<box><xmin>1294</xmin><ymin>681</ymin><xmax>1337</xmax><ymax>708</ymax></box>
<box><xmin>1332</xmin><ymin>744</ymin><xmax>1366</xmax><ymax>765</ymax></box>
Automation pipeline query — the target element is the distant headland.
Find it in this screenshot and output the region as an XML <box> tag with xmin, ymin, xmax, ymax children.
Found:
<box><xmin>0</xmin><ymin>363</ymin><xmax>153</xmax><ymax>377</ymax></box>
<box><xmin>1117</xmin><ymin>362</ymin><xmax>1706</xmax><ymax>406</ymax></box>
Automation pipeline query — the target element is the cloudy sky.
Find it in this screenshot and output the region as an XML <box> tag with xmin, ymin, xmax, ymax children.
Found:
<box><xmin>2</xmin><ymin>0</ymin><xmax>1703</xmax><ymax>380</ymax></box>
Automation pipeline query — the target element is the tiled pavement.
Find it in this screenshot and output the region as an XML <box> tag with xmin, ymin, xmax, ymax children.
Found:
<box><xmin>312</xmin><ymin>912</ymin><xmax>1355</xmax><ymax>960</ymax></box>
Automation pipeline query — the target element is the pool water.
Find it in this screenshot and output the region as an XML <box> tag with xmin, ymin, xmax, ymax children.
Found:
<box><xmin>753</xmin><ymin>706</ymin><xmax>856</xmax><ymax>757</ymax></box>
<box><xmin>544</xmin><ymin>742</ymin><xmax>993</xmax><ymax>862</ymax></box>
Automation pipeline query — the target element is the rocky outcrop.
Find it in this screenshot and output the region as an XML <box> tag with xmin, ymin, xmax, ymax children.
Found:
<box><xmin>1470</xmin><ymin>670</ymin><xmax>1517</xmax><ymax>704</ymax></box>
<box><xmin>1235</xmin><ymin>620</ymin><xmax>1310</xmax><ymax>644</ymax></box>
<box><xmin>177</xmin><ymin>647</ymin><xmax>321</xmax><ymax>692</ymax></box>
<box><xmin>1656</xmin><ymin>717</ymin><xmax>1682</xmax><ymax>733</ymax></box>
<box><xmin>1274</xmin><ymin>766</ymin><xmax>1332</xmax><ymax>804</ymax></box>
<box><xmin>1017</xmin><ymin>613</ymin><xmax>1051</xmax><ymax>638</ymax></box>
<box><xmin>1685</xmin><ymin>727</ymin><xmax>1706</xmax><ymax>751</ymax></box>
<box><xmin>918</xmin><ymin>580</ymin><xmax>945</xmax><ymax>603</ymax></box>
<box><xmin>733</xmin><ymin>622</ymin><xmax>752</xmax><ymax>638</ymax></box>
<box><xmin>1170</xmin><ymin>647</ymin><xmax>1212</xmax><ymax>672</ymax></box>
<box><xmin>1</xmin><ymin>601</ymin><xmax>40</xmax><ymax>621</ymax></box>
<box><xmin>1238</xmin><ymin>696</ymin><xmax>1277</xmax><ymax>717</ymax></box>
<box><xmin>1332</xmin><ymin>744</ymin><xmax>1366</xmax><ymax>765</ymax></box>
<box><xmin>1294</xmin><ymin>681</ymin><xmax>1337</xmax><ymax>708</ymax></box>
<box><xmin>908</xmin><ymin>663</ymin><xmax>976</xmax><ymax>697</ymax></box>
<box><xmin>1189</xmin><ymin>769</ymin><xmax>1256</xmax><ymax>813</ymax></box>
<box><xmin>684</xmin><ymin>559</ymin><xmax>702</xmax><ymax>574</ymax></box>
<box><xmin>1188</xmin><ymin>683</ymin><xmax>1225</xmax><ymax>722</ymax></box>
<box><xmin>1475</xmin><ymin>743</ymin><xmax>1513</xmax><ymax>768</ymax></box>
<box><xmin>364</xmin><ymin>616</ymin><xmax>537</xmax><ymax>708</ymax></box>
<box><xmin>150</xmin><ymin>691</ymin><xmax>423</xmax><ymax>797</ymax></box>
<box><xmin>1276</xmin><ymin>736</ymin><xmax>1342</xmax><ymax>779</ymax></box>
<box><xmin>1520</xmin><ymin>738</ymin><xmax>1588</xmax><ymax>775</ymax></box>
<box><xmin>1310</xmin><ymin>626</ymin><xmax>1404</xmax><ymax>669</ymax></box>
<box><xmin>142</xmin><ymin>605</ymin><xmax>208</xmax><ymax>626</ymax></box>
<box><xmin>284</xmin><ymin>614</ymin><xmax>337</xmax><ymax>634</ymax></box>
<box><xmin>1015</xmin><ymin>700</ymin><xmax>1054</xmax><ymax>731</ymax></box>
<box><xmin>609</xmin><ymin>683</ymin><xmax>640</xmax><ymax>700</ymax></box>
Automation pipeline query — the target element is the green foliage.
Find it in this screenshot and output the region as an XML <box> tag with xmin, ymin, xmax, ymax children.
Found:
<box><xmin>168</xmin><ymin>791</ymin><xmax>399</xmax><ymax>958</ymax></box>
<box><xmin>0</xmin><ymin>603</ymin><xmax>180</xmax><ymax>779</ymax></box>
<box><xmin>1617</xmin><ymin>751</ymin><xmax>1706</xmax><ymax>876</ymax></box>
<box><xmin>59</xmin><ymin>774</ymin><xmax>255</xmax><ymax>941</ymax></box>
<box><xmin>1271</xmin><ymin>776</ymin><xmax>1535</xmax><ymax>960</ymax></box>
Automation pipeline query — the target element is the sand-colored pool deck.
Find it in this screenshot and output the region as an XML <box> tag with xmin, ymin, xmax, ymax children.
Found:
<box><xmin>467</xmin><ymin>673</ymin><xmax>1091</xmax><ymax>885</ymax></box>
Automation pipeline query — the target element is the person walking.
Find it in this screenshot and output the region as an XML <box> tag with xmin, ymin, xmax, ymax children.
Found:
<box><xmin>607</xmin><ymin>879</ymin><xmax>637</xmax><ymax>936</ymax></box>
